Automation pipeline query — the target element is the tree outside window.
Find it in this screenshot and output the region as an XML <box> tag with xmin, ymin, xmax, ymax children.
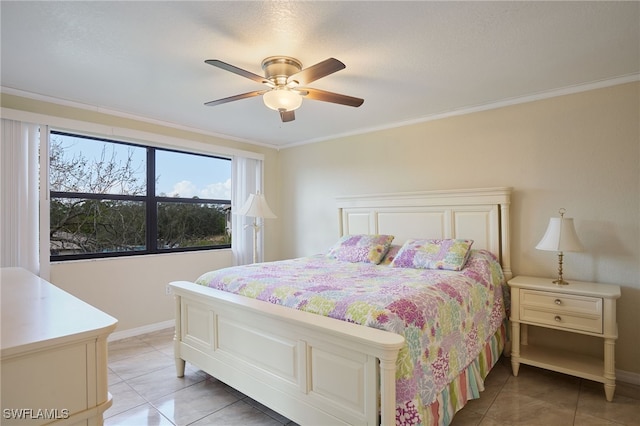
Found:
<box><xmin>49</xmin><ymin>131</ymin><xmax>231</xmax><ymax>260</ymax></box>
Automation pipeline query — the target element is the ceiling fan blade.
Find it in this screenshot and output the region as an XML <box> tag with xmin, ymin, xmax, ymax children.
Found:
<box><xmin>279</xmin><ymin>110</ymin><xmax>295</xmax><ymax>122</ymax></box>
<box><xmin>205</xmin><ymin>59</ymin><xmax>267</xmax><ymax>84</ymax></box>
<box><xmin>287</xmin><ymin>58</ymin><xmax>345</xmax><ymax>85</ymax></box>
<box><xmin>204</xmin><ymin>90</ymin><xmax>265</xmax><ymax>106</ymax></box>
<box><xmin>301</xmin><ymin>88</ymin><xmax>364</xmax><ymax>107</ymax></box>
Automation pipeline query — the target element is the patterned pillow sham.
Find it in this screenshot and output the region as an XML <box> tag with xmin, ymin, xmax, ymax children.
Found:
<box><xmin>390</xmin><ymin>238</ymin><xmax>474</xmax><ymax>271</ymax></box>
<box><xmin>326</xmin><ymin>234</ymin><xmax>395</xmax><ymax>264</ymax></box>
<box><xmin>378</xmin><ymin>244</ymin><xmax>402</xmax><ymax>266</ymax></box>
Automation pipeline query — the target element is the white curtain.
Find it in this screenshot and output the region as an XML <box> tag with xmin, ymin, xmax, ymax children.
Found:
<box><xmin>231</xmin><ymin>156</ymin><xmax>263</xmax><ymax>265</ymax></box>
<box><xmin>1</xmin><ymin>119</ymin><xmax>40</xmax><ymax>274</ymax></box>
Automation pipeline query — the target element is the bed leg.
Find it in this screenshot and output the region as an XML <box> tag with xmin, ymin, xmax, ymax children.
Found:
<box><xmin>175</xmin><ymin>357</ymin><xmax>186</xmax><ymax>378</ymax></box>
<box><xmin>379</xmin><ymin>355</ymin><xmax>397</xmax><ymax>426</ymax></box>
<box><xmin>173</xmin><ymin>291</ymin><xmax>185</xmax><ymax>377</ymax></box>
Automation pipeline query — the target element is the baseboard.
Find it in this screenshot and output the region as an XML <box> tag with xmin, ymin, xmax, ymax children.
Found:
<box><xmin>108</xmin><ymin>319</ymin><xmax>175</xmax><ymax>342</ymax></box>
<box><xmin>616</xmin><ymin>368</ymin><xmax>640</xmax><ymax>386</ymax></box>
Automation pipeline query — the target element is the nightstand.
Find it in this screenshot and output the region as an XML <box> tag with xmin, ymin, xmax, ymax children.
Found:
<box><xmin>508</xmin><ymin>275</ymin><xmax>621</xmax><ymax>401</ymax></box>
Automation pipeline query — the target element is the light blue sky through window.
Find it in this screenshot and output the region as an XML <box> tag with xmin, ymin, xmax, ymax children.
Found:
<box><xmin>50</xmin><ymin>133</ymin><xmax>230</xmax><ymax>199</ymax></box>
<box><xmin>156</xmin><ymin>150</ymin><xmax>230</xmax><ymax>199</ymax></box>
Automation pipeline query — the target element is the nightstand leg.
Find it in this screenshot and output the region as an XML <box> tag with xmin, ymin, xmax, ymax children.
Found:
<box><xmin>603</xmin><ymin>338</ymin><xmax>616</xmax><ymax>401</ymax></box>
<box><xmin>511</xmin><ymin>320</ymin><xmax>521</xmax><ymax>376</ymax></box>
<box><xmin>511</xmin><ymin>359</ymin><xmax>521</xmax><ymax>376</ymax></box>
<box><xmin>604</xmin><ymin>384</ymin><xmax>615</xmax><ymax>402</ymax></box>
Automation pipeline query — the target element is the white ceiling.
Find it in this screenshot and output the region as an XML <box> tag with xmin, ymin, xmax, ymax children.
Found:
<box><xmin>1</xmin><ymin>1</ymin><xmax>638</xmax><ymax>148</ymax></box>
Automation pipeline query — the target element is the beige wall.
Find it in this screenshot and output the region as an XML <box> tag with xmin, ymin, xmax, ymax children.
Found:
<box><xmin>50</xmin><ymin>250</ymin><xmax>234</xmax><ymax>332</ymax></box>
<box><xmin>277</xmin><ymin>82</ymin><xmax>640</xmax><ymax>375</ymax></box>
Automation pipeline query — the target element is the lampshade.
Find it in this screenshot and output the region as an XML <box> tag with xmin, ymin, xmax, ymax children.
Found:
<box><xmin>536</xmin><ymin>217</ymin><xmax>583</xmax><ymax>252</ymax></box>
<box><xmin>263</xmin><ymin>88</ymin><xmax>302</xmax><ymax>112</ymax></box>
<box><xmin>237</xmin><ymin>192</ymin><xmax>277</xmax><ymax>219</ymax></box>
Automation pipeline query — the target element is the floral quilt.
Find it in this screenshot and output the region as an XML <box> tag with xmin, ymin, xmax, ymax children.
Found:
<box><xmin>196</xmin><ymin>250</ymin><xmax>506</xmax><ymax>425</ymax></box>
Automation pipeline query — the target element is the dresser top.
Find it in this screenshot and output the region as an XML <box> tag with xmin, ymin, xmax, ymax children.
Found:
<box><xmin>508</xmin><ymin>275</ymin><xmax>621</xmax><ymax>299</ymax></box>
<box><xmin>1</xmin><ymin>267</ymin><xmax>118</xmax><ymax>358</ymax></box>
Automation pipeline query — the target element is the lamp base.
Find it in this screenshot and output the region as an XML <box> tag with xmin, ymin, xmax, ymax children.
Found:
<box><xmin>244</xmin><ymin>220</ymin><xmax>261</xmax><ymax>264</ymax></box>
<box><xmin>552</xmin><ymin>251</ymin><xmax>569</xmax><ymax>285</ymax></box>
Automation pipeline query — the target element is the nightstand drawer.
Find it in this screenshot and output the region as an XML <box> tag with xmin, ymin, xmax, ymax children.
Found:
<box><xmin>520</xmin><ymin>306</ymin><xmax>602</xmax><ymax>333</ymax></box>
<box><xmin>520</xmin><ymin>290</ymin><xmax>603</xmax><ymax>333</ymax></box>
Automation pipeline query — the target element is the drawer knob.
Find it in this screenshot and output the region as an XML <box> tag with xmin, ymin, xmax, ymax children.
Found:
<box><xmin>554</xmin><ymin>299</ymin><xmax>562</xmax><ymax>305</ymax></box>
<box><xmin>554</xmin><ymin>315</ymin><xmax>562</xmax><ymax>322</ymax></box>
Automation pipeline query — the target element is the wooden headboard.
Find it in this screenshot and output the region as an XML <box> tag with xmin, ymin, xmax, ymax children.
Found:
<box><xmin>336</xmin><ymin>187</ymin><xmax>512</xmax><ymax>279</ymax></box>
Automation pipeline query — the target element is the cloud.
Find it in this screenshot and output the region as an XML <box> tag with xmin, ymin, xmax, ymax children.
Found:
<box><xmin>168</xmin><ymin>180</ymin><xmax>197</xmax><ymax>198</ymax></box>
<box><xmin>200</xmin><ymin>178</ymin><xmax>231</xmax><ymax>199</ymax></box>
<box><xmin>166</xmin><ymin>179</ymin><xmax>231</xmax><ymax>200</ymax></box>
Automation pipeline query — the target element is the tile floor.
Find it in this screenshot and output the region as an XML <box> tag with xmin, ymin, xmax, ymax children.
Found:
<box><xmin>105</xmin><ymin>328</ymin><xmax>640</xmax><ymax>426</ymax></box>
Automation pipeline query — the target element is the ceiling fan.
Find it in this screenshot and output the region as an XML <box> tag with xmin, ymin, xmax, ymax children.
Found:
<box><xmin>204</xmin><ymin>56</ymin><xmax>364</xmax><ymax>122</ymax></box>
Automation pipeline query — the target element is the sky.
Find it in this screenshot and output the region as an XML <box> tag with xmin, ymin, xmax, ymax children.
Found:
<box><xmin>156</xmin><ymin>149</ymin><xmax>231</xmax><ymax>199</ymax></box>
<box><xmin>51</xmin><ymin>133</ymin><xmax>231</xmax><ymax>200</ymax></box>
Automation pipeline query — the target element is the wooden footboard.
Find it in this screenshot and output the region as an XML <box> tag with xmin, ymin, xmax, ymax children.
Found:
<box><xmin>170</xmin><ymin>281</ymin><xmax>404</xmax><ymax>426</ymax></box>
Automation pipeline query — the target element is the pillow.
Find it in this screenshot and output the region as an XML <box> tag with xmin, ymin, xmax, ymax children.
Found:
<box><xmin>390</xmin><ymin>238</ymin><xmax>474</xmax><ymax>271</ymax></box>
<box><xmin>378</xmin><ymin>244</ymin><xmax>402</xmax><ymax>266</ymax></box>
<box><xmin>326</xmin><ymin>234</ymin><xmax>394</xmax><ymax>264</ymax></box>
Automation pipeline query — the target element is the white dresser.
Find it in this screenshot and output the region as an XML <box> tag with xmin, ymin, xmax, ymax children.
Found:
<box><xmin>1</xmin><ymin>268</ymin><xmax>118</xmax><ymax>425</ymax></box>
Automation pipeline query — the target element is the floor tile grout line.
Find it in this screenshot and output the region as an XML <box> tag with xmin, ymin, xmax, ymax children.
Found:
<box><xmin>108</xmin><ymin>330</ymin><xmax>296</xmax><ymax>425</ymax></box>
<box><xmin>474</xmin><ymin>362</ymin><xmax>510</xmax><ymax>426</ymax></box>
<box><xmin>109</xmin><ymin>332</ymin><xmax>298</xmax><ymax>425</ymax></box>
<box><xmin>105</xmin><ymin>375</ymin><xmax>153</xmax><ymax>420</ymax></box>
<box><xmin>109</xmin><ymin>344</ymin><xmax>253</xmax><ymax>425</ymax></box>
<box><xmin>182</xmin><ymin>399</ymin><xmax>248</xmax><ymax>426</ymax></box>
<box><xmin>573</xmin><ymin>379</ymin><xmax>583</xmax><ymax>426</ymax></box>
<box><xmin>120</xmin><ymin>356</ymin><xmax>206</xmax><ymax>414</ymax></box>
<box><xmin>107</xmin><ymin>346</ymin><xmax>176</xmax><ymax>383</ymax></box>
<box><xmin>107</xmin><ymin>343</ymin><xmax>176</xmax><ymax>422</ymax></box>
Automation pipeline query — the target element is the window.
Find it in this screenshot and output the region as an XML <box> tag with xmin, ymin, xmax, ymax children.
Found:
<box><xmin>49</xmin><ymin>131</ymin><xmax>231</xmax><ymax>260</ymax></box>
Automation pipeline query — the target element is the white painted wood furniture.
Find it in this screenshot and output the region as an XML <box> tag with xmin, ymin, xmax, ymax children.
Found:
<box><xmin>170</xmin><ymin>187</ymin><xmax>511</xmax><ymax>425</ymax></box>
<box><xmin>508</xmin><ymin>275</ymin><xmax>621</xmax><ymax>401</ymax></box>
<box><xmin>1</xmin><ymin>268</ymin><xmax>118</xmax><ymax>426</ymax></box>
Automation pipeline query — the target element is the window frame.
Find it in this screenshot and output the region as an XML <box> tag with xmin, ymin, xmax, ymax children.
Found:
<box><xmin>49</xmin><ymin>130</ymin><xmax>232</xmax><ymax>261</ymax></box>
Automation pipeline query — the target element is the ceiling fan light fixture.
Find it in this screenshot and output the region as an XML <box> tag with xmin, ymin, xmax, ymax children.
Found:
<box><xmin>263</xmin><ymin>88</ymin><xmax>302</xmax><ymax>112</ymax></box>
<box><xmin>205</xmin><ymin>56</ymin><xmax>363</xmax><ymax>122</ymax></box>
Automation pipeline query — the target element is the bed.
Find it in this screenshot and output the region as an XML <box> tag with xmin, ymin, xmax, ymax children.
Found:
<box><xmin>169</xmin><ymin>187</ymin><xmax>512</xmax><ymax>425</ymax></box>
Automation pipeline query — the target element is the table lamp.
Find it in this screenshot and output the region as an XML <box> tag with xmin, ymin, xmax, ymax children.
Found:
<box><xmin>536</xmin><ymin>208</ymin><xmax>583</xmax><ymax>285</ymax></box>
